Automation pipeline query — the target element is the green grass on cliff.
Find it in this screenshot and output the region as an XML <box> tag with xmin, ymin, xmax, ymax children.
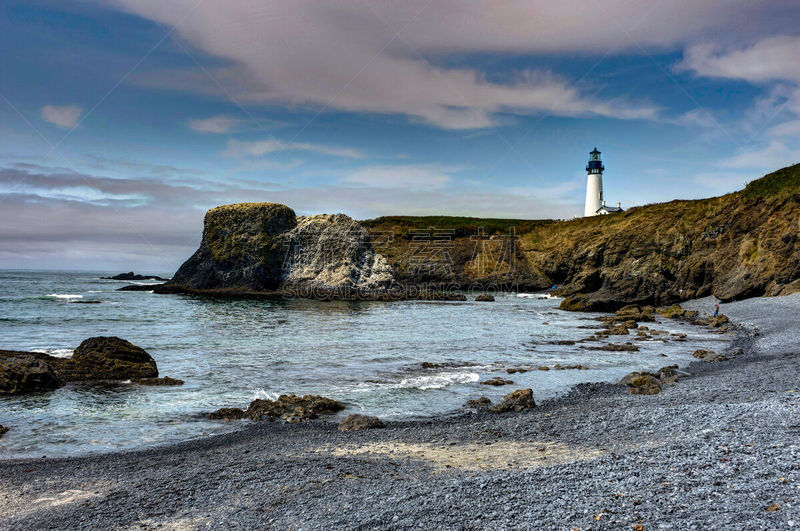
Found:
<box><xmin>742</xmin><ymin>163</ymin><xmax>800</xmax><ymax>200</ymax></box>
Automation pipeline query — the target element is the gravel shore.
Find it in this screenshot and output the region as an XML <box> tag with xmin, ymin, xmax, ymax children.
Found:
<box><xmin>2</xmin><ymin>295</ymin><xmax>799</xmax><ymax>529</ymax></box>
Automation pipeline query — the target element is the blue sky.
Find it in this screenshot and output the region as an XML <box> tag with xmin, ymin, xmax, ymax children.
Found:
<box><xmin>1</xmin><ymin>0</ymin><xmax>799</xmax><ymax>271</ymax></box>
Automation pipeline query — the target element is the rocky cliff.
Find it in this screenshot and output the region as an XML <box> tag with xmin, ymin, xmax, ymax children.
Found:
<box><xmin>162</xmin><ymin>164</ymin><xmax>799</xmax><ymax>307</ymax></box>
<box><xmin>362</xmin><ymin>163</ymin><xmax>800</xmax><ymax>309</ymax></box>
<box><xmin>163</xmin><ymin>203</ymin><xmax>394</xmax><ymax>297</ymax></box>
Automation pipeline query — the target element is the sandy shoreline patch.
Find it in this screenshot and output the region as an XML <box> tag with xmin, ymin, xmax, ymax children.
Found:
<box><xmin>318</xmin><ymin>440</ymin><xmax>605</xmax><ymax>471</ymax></box>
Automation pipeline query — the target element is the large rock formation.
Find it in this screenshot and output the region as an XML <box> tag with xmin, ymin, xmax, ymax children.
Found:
<box><xmin>164</xmin><ymin>203</ymin><xmax>393</xmax><ymax>296</ymax></box>
<box><xmin>0</xmin><ymin>337</ymin><xmax>160</xmax><ymax>394</ymax></box>
<box><xmin>170</xmin><ymin>203</ymin><xmax>297</xmax><ymax>291</ymax></box>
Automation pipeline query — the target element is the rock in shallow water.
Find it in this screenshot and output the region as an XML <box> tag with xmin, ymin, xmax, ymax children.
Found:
<box><xmin>337</xmin><ymin>414</ymin><xmax>385</xmax><ymax>431</ymax></box>
<box><xmin>132</xmin><ymin>376</ymin><xmax>184</xmax><ymax>386</ymax></box>
<box><xmin>55</xmin><ymin>337</ymin><xmax>158</xmax><ymax>381</ymax></box>
<box><xmin>474</xmin><ymin>294</ymin><xmax>495</xmax><ymax>302</ymax></box>
<box><xmin>480</xmin><ymin>377</ymin><xmax>513</xmax><ymax>386</ymax></box>
<box><xmin>207</xmin><ymin>408</ymin><xmax>245</xmax><ymax>421</ymax></box>
<box><xmin>210</xmin><ymin>394</ymin><xmax>346</xmax><ymax>423</ymax></box>
<box><xmin>0</xmin><ymin>353</ymin><xmax>63</xmax><ymax>394</ymax></box>
<box><xmin>0</xmin><ymin>424</ymin><xmax>7</xmax><ymax>438</ymax></box>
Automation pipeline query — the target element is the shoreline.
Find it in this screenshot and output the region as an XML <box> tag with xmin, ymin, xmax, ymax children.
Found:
<box><xmin>2</xmin><ymin>294</ymin><xmax>797</xmax><ymax>528</ymax></box>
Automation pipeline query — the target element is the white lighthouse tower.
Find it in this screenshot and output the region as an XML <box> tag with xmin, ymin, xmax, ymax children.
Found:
<box><xmin>584</xmin><ymin>147</ymin><xmax>604</xmax><ymax>217</ymax></box>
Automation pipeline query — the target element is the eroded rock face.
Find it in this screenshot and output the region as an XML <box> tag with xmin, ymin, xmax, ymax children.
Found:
<box><xmin>0</xmin><ymin>352</ymin><xmax>63</xmax><ymax>394</ymax></box>
<box><xmin>166</xmin><ymin>204</ymin><xmax>394</xmax><ymax>296</ymax></box>
<box><xmin>337</xmin><ymin>414</ymin><xmax>385</xmax><ymax>431</ymax></box>
<box><xmin>280</xmin><ymin>214</ymin><xmax>393</xmax><ymax>294</ymax></box>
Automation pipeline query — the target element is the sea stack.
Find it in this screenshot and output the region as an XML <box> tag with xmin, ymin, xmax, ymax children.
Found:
<box><xmin>165</xmin><ymin>202</ymin><xmax>394</xmax><ymax>296</ymax></box>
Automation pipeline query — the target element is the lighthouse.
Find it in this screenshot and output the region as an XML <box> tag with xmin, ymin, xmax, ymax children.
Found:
<box><xmin>584</xmin><ymin>148</ymin><xmax>604</xmax><ymax>217</ymax></box>
<box><xmin>583</xmin><ymin>148</ymin><xmax>623</xmax><ymax>216</ymax></box>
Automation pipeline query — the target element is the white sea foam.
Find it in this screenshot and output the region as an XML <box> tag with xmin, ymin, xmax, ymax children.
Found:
<box><xmin>251</xmin><ymin>389</ymin><xmax>280</xmax><ymax>401</ymax></box>
<box><xmin>395</xmin><ymin>372</ymin><xmax>479</xmax><ymax>390</ymax></box>
<box><xmin>32</xmin><ymin>348</ymin><xmax>74</xmax><ymax>358</ymax></box>
<box><xmin>46</xmin><ymin>293</ymin><xmax>83</xmax><ymax>300</ymax></box>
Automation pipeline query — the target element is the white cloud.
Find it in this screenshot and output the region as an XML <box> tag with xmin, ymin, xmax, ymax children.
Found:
<box><xmin>679</xmin><ymin>35</ymin><xmax>800</xmax><ymax>171</ymax></box>
<box><xmin>40</xmin><ymin>105</ymin><xmax>83</xmax><ymax>129</ymax></box>
<box><xmin>342</xmin><ymin>164</ymin><xmax>455</xmax><ymax>190</ymax></box>
<box><xmin>223</xmin><ymin>138</ymin><xmax>365</xmax><ymax>159</ymax></box>
<box><xmin>187</xmin><ymin>115</ymin><xmax>244</xmax><ymax>134</ymax></box>
<box><xmin>109</xmin><ymin>0</ymin><xmax>759</xmax><ymax>129</ymax></box>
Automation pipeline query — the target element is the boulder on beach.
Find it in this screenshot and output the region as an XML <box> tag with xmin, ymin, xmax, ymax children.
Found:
<box><xmin>488</xmin><ymin>388</ymin><xmax>536</xmax><ymax>413</ymax></box>
<box><xmin>475</xmin><ymin>294</ymin><xmax>495</xmax><ymax>302</ymax></box>
<box><xmin>626</xmin><ymin>374</ymin><xmax>662</xmax><ymax>395</ymax></box>
<box><xmin>337</xmin><ymin>414</ymin><xmax>385</xmax><ymax>431</ymax></box>
<box><xmin>55</xmin><ymin>337</ymin><xmax>158</xmax><ymax>381</ymax></box>
<box><xmin>0</xmin><ymin>352</ymin><xmax>63</xmax><ymax>394</ymax></box>
<box><xmin>465</xmin><ymin>397</ymin><xmax>492</xmax><ymax>409</ymax></box>
<box><xmin>243</xmin><ymin>394</ymin><xmax>345</xmax><ymax>422</ymax></box>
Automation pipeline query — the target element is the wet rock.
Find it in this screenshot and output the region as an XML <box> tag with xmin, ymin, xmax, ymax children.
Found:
<box><xmin>488</xmin><ymin>389</ymin><xmax>536</xmax><ymax>413</ymax></box>
<box><xmin>614</xmin><ymin>304</ymin><xmax>656</xmax><ymax>322</ymax></box>
<box><xmin>474</xmin><ymin>294</ymin><xmax>495</xmax><ymax>302</ymax></box>
<box><xmin>553</xmin><ymin>364</ymin><xmax>589</xmax><ymax>370</ymax></box>
<box><xmin>506</xmin><ymin>367</ymin><xmax>528</xmax><ymax>374</ymax></box>
<box><xmin>243</xmin><ymin>394</ymin><xmax>345</xmax><ymax>422</ymax></box>
<box><xmin>0</xmin><ymin>352</ymin><xmax>63</xmax><ymax>395</ymax></box>
<box><xmin>706</xmin><ymin>314</ymin><xmax>730</xmax><ymax>327</ymax></box>
<box><xmin>606</xmin><ymin>325</ymin><xmax>630</xmax><ymax>335</ymax></box>
<box><xmin>692</xmin><ymin>349</ymin><xmax>714</xmax><ymax>359</ymax></box>
<box><xmin>465</xmin><ymin>397</ymin><xmax>492</xmax><ymax>409</ymax></box>
<box><xmin>586</xmin><ymin>342</ymin><xmax>640</xmax><ymax>352</ymax></box>
<box><xmin>559</xmin><ymin>295</ymin><xmax>590</xmax><ymax>312</ymax></box>
<box><xmin>656</xmin><ymin>305</ymin><xmax>698</xmax><ymax>320</ymax></box>
<box><xmin>117</xmin><ymin>284</ymin><xmax>163</xmax><ymax>291</ymax></box>
<box><xmin>553</xmin><ymin>340</ymin><xmax>576</xmax><ymax>345</ymax></box>
<box><xmin>0</xmin><ymin>425</ymin><xmax>7</xmax><ymax>438</ymax></box>
<box><xmin>102</xmin><ymin>272</ymin><xmax>170</xmax><ymax>281</ymax></box>
<box><xmin>337</xmin><ymin>414</ymin><xmax>385</xmax><ymax>431</ymax></box>
<box><xmin>626</xmin><ymin>374</ymin><xmax>662</xmax><ymax>395</ymax></box>
<box><xmin>55</xmin><ymin>337</ymin><xmax>158</xmax><ymax>381</ymax></box>
<box><xmin>207</xmin><ymin>407</ymin><xmax>245</xmax><ymax>421</ymax></box>
<box><xmin>537</xmin><ymin>366</ymin><xmax>550</xmax><ymax>371</ymax></box>
<box><xmin>703</xmin><ymin>352</ymin><xmax>729</xmax><ymax>362</ymax></box>
<box><xmin>480</xmin><ymin>377</ymin><xmax>513</xmax><ymax>386</ymax></box>
<box><xmin>132</xmin><ymin>376</ymin><xmax>184</xmax><ymax>386</ymax></box>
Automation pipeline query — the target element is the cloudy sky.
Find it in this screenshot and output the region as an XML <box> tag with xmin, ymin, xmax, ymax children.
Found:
<box><xmin>1</xmin><ymin>1</ymin><xmax>799</xmax><ymax>271</ymax></box>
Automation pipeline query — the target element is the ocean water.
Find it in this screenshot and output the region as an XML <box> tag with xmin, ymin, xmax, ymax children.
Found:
<box><xmin>0</xmin><ymin>271</ymin><xmax>728</xmax><ymax>458</ymax></box>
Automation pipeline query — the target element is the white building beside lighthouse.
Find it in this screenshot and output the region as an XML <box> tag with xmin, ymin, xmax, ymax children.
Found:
<box><xmin>584</xmin><ymin>147</ymin><xmax>623</xmax><ymax>217</ymax></box>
